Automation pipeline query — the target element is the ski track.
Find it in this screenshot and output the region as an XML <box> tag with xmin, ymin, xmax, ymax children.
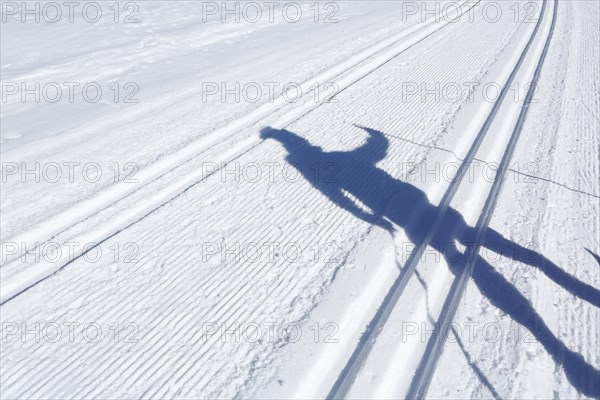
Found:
<box><xmin>407</xmin><ymin>0</ymin><xmax>558</xmax><ymax>397</ymax></box>
<box><xmin>328</xmin><ymin>0</ymin><xmax>556</xmax><ymax>398</ymax></box>
<box><xmin>428</xmin><ymin>1</ymin><xmax>599</xmax><ymax>398</ymax></box>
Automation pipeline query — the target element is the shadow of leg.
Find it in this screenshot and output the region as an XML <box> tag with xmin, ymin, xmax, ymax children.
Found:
<box><xmin>472</xmin><ymin>256</ymin><xmax>600</xmax><ymax>398</ymax></box>
<box><xmin>482</xmin><ymin>229</ymin><xmax>600</xmax><ymax>308</ymax></box>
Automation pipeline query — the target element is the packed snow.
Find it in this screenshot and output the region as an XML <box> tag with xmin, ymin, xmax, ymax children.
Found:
<box><xmin>1</xmin><ymin>1</ymin><xmax>598</xmax><ymax>399</ymax></box>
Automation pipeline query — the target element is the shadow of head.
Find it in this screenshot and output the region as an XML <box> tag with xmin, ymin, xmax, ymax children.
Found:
<box><xmin>260</xmin><ymin>126</ymin><xmax>286</xmax><ymax>140</ymax></box>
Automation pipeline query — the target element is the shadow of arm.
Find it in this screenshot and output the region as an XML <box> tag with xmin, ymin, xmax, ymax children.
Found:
<box><xmin>320</xmin><ymin>183</ymin><xmax>393</xmax><ymax>232</ymax></box>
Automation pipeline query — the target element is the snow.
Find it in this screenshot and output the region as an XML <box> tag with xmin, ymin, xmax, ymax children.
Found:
<box><xmin>1</xmin><ymin>0</ymin><xmax>598</xmax><ymax>399</ymax></box>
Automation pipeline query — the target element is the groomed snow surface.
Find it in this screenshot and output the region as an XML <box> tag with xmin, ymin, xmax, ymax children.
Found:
<box><xmin>1</xmin><ymin>0</ymin><xmax>599</xmax><ymax>399</ymax></box>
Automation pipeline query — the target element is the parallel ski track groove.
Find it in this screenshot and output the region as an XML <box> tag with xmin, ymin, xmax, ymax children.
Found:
<box><xmin>326</xmin><ymin>0</ymin><xmax>553</xmax><ymax>397</ymax></box>
<box><xmin>407</xmin><ymin>0</ymin><xmax>558</xmax><ymax>397</ymax></box>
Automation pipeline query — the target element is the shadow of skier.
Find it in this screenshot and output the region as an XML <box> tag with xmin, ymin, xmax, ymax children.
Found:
<box><xmin>261</xmin><ymin>125</ymin><xmax>600</xmax><ymax>398</ymax></box>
